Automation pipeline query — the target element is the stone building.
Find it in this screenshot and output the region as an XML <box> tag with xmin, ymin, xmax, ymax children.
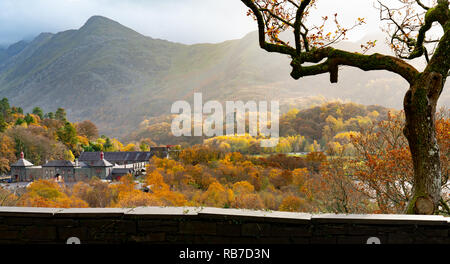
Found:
<box><xmin>10</xmin><ymin>152</ymin><xmax>40</xmax><ymax>182</ymax></box>
<box><xmin>9</xmin><ymin>149</ymin><xmax>169</xmax><ymax>183</ymax></box>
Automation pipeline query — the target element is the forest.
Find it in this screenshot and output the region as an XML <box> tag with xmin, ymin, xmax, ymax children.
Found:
<box><xmin>0</xmin><ymin>97</ymin><xmax>448</xmax><ymax>215</ymax></box>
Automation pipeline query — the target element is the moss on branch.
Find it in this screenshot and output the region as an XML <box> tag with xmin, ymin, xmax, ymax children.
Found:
<box><xmin>290</xmin><ymin>48</ymin><xmax>420</xmax><ymax>84</ymax></box>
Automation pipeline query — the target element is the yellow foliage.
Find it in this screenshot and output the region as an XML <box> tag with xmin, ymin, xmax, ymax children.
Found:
<box><xmin>121</xmin><ymin>143</ymin><xmax>138</xmax><ymax>152</ymax></box>
<box><xmin>64</xmin><ymin>150</ymin><xmax>75</xmax><ymax>162</ymax></box>
<box><xmin>77</xmin><ymin>135</ymin><xmax>89</xmax><ymax>146</ymax></box>
<box><xmin>199</xmin><ymin>182</ymin><xmax>234</xmax><ymax>208</ymax></box>
<box><xmin>279</xmin><ymin>195</ymin><xmax>306</xmax><ymax>212</ymax></box>
<box><xmin>112</xmin><ymin>138</ymin><xmax>124</xmax><ymax>151</ymax></box>
<box><xmin>232</xmin><ymin>181</ymin><xmax>255</xmax><ymax>195</ymax></box>
<box><xmin>292</xmin><ymin>168</ymin><xmax>309</xmax><ymax>187</ymax></box>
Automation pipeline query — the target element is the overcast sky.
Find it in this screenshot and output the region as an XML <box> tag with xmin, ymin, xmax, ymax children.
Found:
<box><xmin>0</xmin><ymin>0</ymin><xmax>383</xmax><ymax>47</ymax></box>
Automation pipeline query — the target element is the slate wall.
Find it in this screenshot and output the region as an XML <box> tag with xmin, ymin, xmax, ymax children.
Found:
<box><xmin>0</xmin><ymin>207</ymin><xmax>449</xmax><ymax>244</ymax></box>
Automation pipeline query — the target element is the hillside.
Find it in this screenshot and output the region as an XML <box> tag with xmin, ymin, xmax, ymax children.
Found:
<box><xmin>0</xmin><ymin>16</ymin><xmax>448</xmax><ymax>138</ymax></box>
<box><xmin>127</xmin><ymin>101</ymin><xmax>392</xmax><ymax>152</ymax></box>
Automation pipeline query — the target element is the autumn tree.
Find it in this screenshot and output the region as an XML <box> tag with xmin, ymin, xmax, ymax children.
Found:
<box><xmin>242</xmin><ymin>0</ymin><xmax>449</xmax><ymax>214</ymax></box>
<box><xmin>0</xmin><ymin>187</ymin><xmax>18</xmax><ymax>206</ymax></box>
<box><xmin>139</xmin><ymin>138</ymin><xmax>157</xmax><ymax>151</ymax></box>
<box><xmin>7</xmin><ymin>126</ymin><xmax>67</xmax><ymax>165</ymax></box>
<box><xmin>75</xmin><ymin>120</ymin><xmax>99</xmax><ymax>140</ymax></box>
<box><xmin>269</xmin><ymin>168</ymin><xmax>293</xmax><ymax>189</ymax></box>
<box><xmin>317</xmin><ymin>151</ymin><xmax>373</xmax><ymax>214</ymax></box>
<box><xmin>72</xmin><ymin>178</ymin><xmax>116</xmax><ymax>207</ymax></box>
<box><xmin>351</xmin><ymin>110</ymin><xmax>450</xmax><ymax>214</ymax></box>
<box><xmin>197</xmin><ymin>182</ymin><xmax>234</xmax><ymax>208</ymax></box>
<box><xmin>232</xmin><ymin>181</ymin><xmax>265</xmax><ymax>209</ymax></box>
<box><xmin>111</xmin><ymin>174</ymin><xmax>163</xmax><ymax>207</ymax></box>
<box><xmin>19</xmin><ymin>179</ymin><xmax>88</xmax><ymax>208</ymax></box>
<box><xmin>0</xmin><ymin>134</ymin><xmax>16</xmax><ymax>173</ymax></box>
<box><xmin>279</xmin><ymin>195</ymin><xmax>306</xmax><ymax>212</ymax></box>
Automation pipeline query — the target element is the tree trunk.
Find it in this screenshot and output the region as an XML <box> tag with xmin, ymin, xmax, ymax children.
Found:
<box><xmin>403</xmin><ymin>72</ymin><xmax>443</xmax><ymax>214</ymax></box>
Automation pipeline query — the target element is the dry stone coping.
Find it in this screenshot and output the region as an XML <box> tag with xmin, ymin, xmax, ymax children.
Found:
<box><xmin>0</xmin><ymin>206</ymin><xmax>449</xmax><ymax>225</ymax></box>
<box><xmin>197</xmin><ymin>207</ymin><xmax>312</xmax><ymax>223</ymax></box>
<box><xmin>311</xmin><ymin>213</ymin><xmax>449</xmax><ymax>225</ymax></box>
<box><xmin>55</xmin><ymin>208</ymin><xmax>132</xmax><ymax>217</ymax></box>
<box><xmin>126</xmin><ymin>206</ymin><xmax>203</xmax><ymax>216</ymax></box>
<box><xmin>0</xmin><ymin>206</ymin><xmax>62</xmax><ymax>217</ymax></box>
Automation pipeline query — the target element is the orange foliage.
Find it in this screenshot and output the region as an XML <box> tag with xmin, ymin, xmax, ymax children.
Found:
<box><xmin>18</xmin><ymin>180</ymin><xmax>88</xmax><ymax>208</ymax></box>
<box><xmin>232</xmin><ymin>181</ymin><xmax>255</xmax><ymax>195</ymax></box>
<box><xmin>114</xmin><ymin>190</ymin><xmax>163</xmax><ymax>208</ymax></box>
<box><xmin>145</xmin><ymin>169</ymin><xmax>187</xmax><ymax>206</ymax></box>
<box><xmin>197</xmin><ymin>182</ymin><xmax>234</xmax><ymax>208</ymax></box>
<box><xmin>269</xmin><ymin>169</ymin><xmax>293</xmax><ymax>189</ymax></box>
<box><xmin>292</xmin><ymin>168</ymin><xmax>309</xmax><ymax>188</ymax></box>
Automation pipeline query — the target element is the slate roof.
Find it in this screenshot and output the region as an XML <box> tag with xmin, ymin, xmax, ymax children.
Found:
<box><xmin>11</xmin><ymin>158</ymin><xmax>34</xmax><ymax>167</ymax></box>
<box><xmin>77</xmin><ymin>161</ymin><xmax>89</xmax><ymax>168</ymax></box>
<box><xmin>79</xmin><ymin>152</ymin><xmax>155</xmax><ymax>163</ymax></box>
<box><xmin>112</xmin><ymin>168</ymin><xmax>133</xmax><ymax>174</ymax></box>
<box><xmin>42</xmin><ymin>160</ymin><xmax>76</xmax><ymax>167</ymax></box>
<box><xmin>90</xmin><ymin>159</ymin><xmax>113</xmax><ymax>167</ymax></box>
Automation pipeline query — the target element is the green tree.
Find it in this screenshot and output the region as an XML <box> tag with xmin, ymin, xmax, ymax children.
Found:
<box><xmin>57</xmin><ymin>122</ymin><xmax>78</xmax><ymax>149</ymax></box>
<box><xmin>24</xmin><ymin>114</ymin><xmax>35</xmax><ymax>125</ymax></box>
<box><xmin>45</xmin><ymin>112</ymin><xmax>55</xmax><ymax>119</ymax></box>
<box><xmin>0</xmin><ymin>116</ymin><xmax>7</xmax><ymax>132</ymax></box>
<box><xmin>12</xmin><ymin>107</ymin><xmax>23</xmax><ymax>114</ymax></box>
<box><xmin>55</xmin><ymin>108</ymin><xmax>67</xmax><ymax>121</ymax></box>
<box><xmin>32</xmin><ymin>107</ymin><xmax>44</xmax><ymax>120</ymax></box>
<box><xmin>140</xmin><ymin>142</ymin><xmax>150</xmax><ymax>151</ymax></box>
<box><xmin>15</xmin><ymin>118</ymin><xmax>25</xmax><ymax>126</ymax></box>
<box><xmin>103</xmin><ymin>137</ymin><xmax>114</xmax><ymax>152</ymax></box>
<box><xmin>0</xmin><ymin>98</ymin><xmax>10</xmax><ymax>119</ymax></box>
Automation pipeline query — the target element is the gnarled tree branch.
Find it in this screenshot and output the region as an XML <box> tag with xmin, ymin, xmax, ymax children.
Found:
<box><xmin>242</xmin><ymin>0</ymin><xmax>296</xmax><ymax>56</ymax></box>
<box><xmin>290</xmin><ymin>47</ymin><xmax>420</xmax><ymax>84</ymax></box>
<box><xmin>409</xmin><ymin>0</ymin><xmax>449</xmax><ymax>60</ymax></box>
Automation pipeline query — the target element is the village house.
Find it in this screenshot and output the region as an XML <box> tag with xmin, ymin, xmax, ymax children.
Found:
<box><xmin>10</xmin><ymin>147</ymin><xmax>171</xmax><ymax>183</ymax></box>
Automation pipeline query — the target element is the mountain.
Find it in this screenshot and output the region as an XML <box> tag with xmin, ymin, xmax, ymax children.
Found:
<box><xmin>0</xmin><ymin>16</ymin><xmax>448</xmax><ymax>138</ymax></box>
<box><xmin>0</xmin><ymin>40</ymin><xmax>29</xmax><ymax>61</ymax></box>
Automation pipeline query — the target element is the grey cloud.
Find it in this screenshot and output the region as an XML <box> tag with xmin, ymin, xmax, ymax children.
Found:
<box><xmin>0</xmin><ymin>0</ymin><xmax>380</xmax><ymax>47</ymax></box>
<box><xmin>0</xmin><ymin>0</ymin><xmax>255</xmax><ymax>46</ymax></box>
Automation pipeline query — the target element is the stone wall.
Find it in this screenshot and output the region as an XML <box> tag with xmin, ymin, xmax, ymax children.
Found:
<box><xmin>0</xmin><ymin>206</ymin><xmax>449</xmax><ymax>244</ymax></box>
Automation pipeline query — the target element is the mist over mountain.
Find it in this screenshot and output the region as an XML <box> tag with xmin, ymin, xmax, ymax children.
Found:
<box><xmin>0</xmin><ymin>16</ymin><xmax>447</xmax><ymax>137</ymax></box>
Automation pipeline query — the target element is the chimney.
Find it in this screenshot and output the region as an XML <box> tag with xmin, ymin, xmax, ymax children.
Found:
<box><xmin>100</xmin><ymin>151</ymin><xmax>104</xmax><ymax>160</ymax></box>
<box><xmin>20</xmin><ymin>152</ymin><xmax>24</xmax><ymax>159</ymax></box>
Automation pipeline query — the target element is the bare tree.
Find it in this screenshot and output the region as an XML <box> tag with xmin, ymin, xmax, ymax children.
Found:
<box><xmin>241</xmin><ymin>0</ymin><xmax>449</xmax><ymax>214</ymax></box>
